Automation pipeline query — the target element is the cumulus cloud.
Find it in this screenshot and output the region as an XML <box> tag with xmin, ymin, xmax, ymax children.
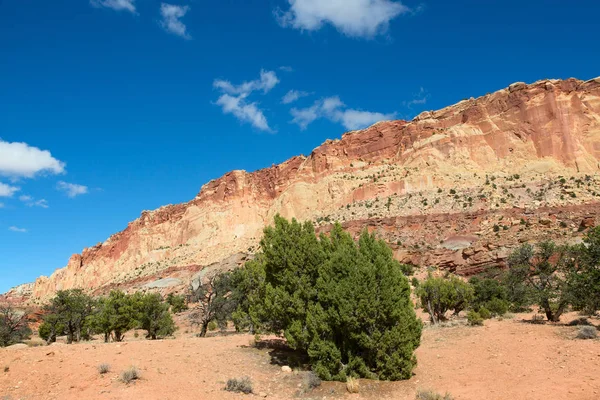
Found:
<box><xmin>290</xmin><ymin>95</ymin><xmax>395</xmax><ymax>130</ymax></box>
<box><xmin>90</xmin><ymin>0</ymin><xmax>136</xmax><ymax>13</ymax></box>
<box><xmin>160</xmin><ymin>4</ymin><xmax>191</xmax><ymax>39</ymax></box>
<box><xmin>9</xmin><ymin>226</ymin><xmax>27</xmax><ymax>233</ymax></box>
<box><xmin>57</xmin><ymin>181</ymin><xmax>89</xmax><ymax>198</ymax></box>
<box><xmin>0</xmin><ymin>182</ymin><xmax>19</xmax><ymax>197</ymax></box>
<box><xmin>282</xmin><ymin>90</ymin><xmax>310</xmax><ymax>104</ymax></box>
<box><xmin>0</xmin><ymin>140</ymin><xmax>65</xmax><ymax>179</ymax></box>
<box><xmin>275</xmin><ymin>0</ymin><xmax>411</xmax><ymax>38</ymax></box>
<box><xmin>213</xmin><ymin>70</ymin><xmax>280</xmax><ymax>132</ymax></box>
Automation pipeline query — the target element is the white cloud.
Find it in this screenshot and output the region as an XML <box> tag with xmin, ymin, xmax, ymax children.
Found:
<box><xmin>160</xmin><ymin>4</ymin><xmax>191</xmax><ymax>39</ymax></box>
<box><xmin>57</xmin><ymin>181</ymin><xmax>89</xmax><ymax>198</ymax></box>
<box><xmin>275</xmin><ymin>0</ymin><xmax>410</xmax><ymax>38</ymax></box>
<box><xmin>213</xmin><ymin>70</ymin><xmax>280</xmax><ymax>132</ymax></box>
<box><xmin>214</xmin><ymin>70</ymin><xmax>280</xmax><ymax>96</ymax></box>
<box><xmin>9</xmin><ymin>226</ymin><xmax>27</xmax><ymax>233</ymax></box>
<box><xmin>19</xmin><ymin>195</ymin><xmax>49</xmax><ymax>208</ymax></box>
<box><xmin>282</xmin><ymin>90</ymin><xmax>310</xmax><ymax>104</ymax></box>
<box><xmin>0</xmin><ymin>140</ymin><xmax>65</xmax><ymax>179</ymax></box>
<box><xmin>216</xmin><ymin>94</ymin><xmax>272</xmax><ymax>132</ymax></box>
<box><xmin>290</xmin><ymin>104</ymin><xmax>320</xmax><ymax>129</ymax></box>
<box><xmin>290</xmin><ymin>95</ymin><xmax>395</xmax><ymax>130</ymax></box>
<box><xmin>279</xmin><ymin>66</ymin><xmax>294</xmax><ymax>72</ymax></box>
<box><xmin>90</xmin><ymin>0</ymin><xmax>136</xmax><ymax>13</ymax></box>
<box><xmin>0</xmin><ymin>182</ymin><xmax>19</xmax><ymax>197</ymax></box>
<box><xmin>0</xmin><ymin>202</ymin><xmax>4</xmax><ymax>208</ymax></box>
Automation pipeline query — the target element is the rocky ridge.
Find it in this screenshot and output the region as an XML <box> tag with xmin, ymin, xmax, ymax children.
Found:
<box><xmin>4</xmin><ymin>77</ymin><xmax>600</xmax><ymax>304</ymax></box>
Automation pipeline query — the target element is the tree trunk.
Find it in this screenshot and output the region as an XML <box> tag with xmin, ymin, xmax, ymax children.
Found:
<box><xmin>199</xmin><ymin>322</ymin><xmax>208</xmax><ymax>337</ymax></box>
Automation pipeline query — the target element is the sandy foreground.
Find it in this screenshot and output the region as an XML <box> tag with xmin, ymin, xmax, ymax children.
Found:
<box><xmin>1</xmin><ymin>314</ymin><xmax>599</xmax><ymax>400</ymax></box>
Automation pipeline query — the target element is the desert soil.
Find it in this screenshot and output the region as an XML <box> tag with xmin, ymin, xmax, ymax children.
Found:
<box><xmin>1</xmin><ymin>313</ymin><xmax>599</xmax><ymax>400</ymax></box>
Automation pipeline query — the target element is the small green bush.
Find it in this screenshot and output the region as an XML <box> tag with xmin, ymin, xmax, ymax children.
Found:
<box><xmin>467</xmin><ymin>311</ymin><xmax>483</xmax><ymax>326</ymax></box>
<box><xmin>207</xmin><ymin>321</ymin><xmax>218</xmax><ymax>331</ymax></box>
<box><xmin>400</xmin><ymin>264</ymin><xmax>415</xmax><ymax>276</ymax></box>
<box><xmin>478</xmin><ymin>307</ymin><xmax>491</xmax><ymax>320</ymax></box>
<box><xmin>225</xmin><ymin>377</ymin><xmax>253</xmax><ymax>394</ymax></box>
<box><xmin>485</xmin><ymin>298</ymin><xmax>509</xmax><ymax>317</ymax></box>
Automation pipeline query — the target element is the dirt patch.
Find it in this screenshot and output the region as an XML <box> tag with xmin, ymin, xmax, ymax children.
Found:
<box><xmin>1</xmin><ymin>313</ymin><xmax>599</xmax><ymax>399</ymax></box>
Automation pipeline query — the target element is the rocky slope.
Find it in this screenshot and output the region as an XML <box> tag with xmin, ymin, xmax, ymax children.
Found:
<box><xmin>5</xmin><ymin>77</ymin><xmax>600</xmax><ymax>304</ymax></box>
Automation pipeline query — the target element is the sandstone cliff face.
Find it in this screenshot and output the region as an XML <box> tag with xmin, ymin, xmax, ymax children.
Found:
<box><xmin>7</xmin><ymin>77</ymin><xmax>600</xmax><ymax>304</ymax></box>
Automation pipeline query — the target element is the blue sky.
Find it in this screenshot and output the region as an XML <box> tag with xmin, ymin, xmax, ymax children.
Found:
<box><xmin>0</xmin><ymin>0</ymin><xmax>598</xmax><ymax>293</ymax></box>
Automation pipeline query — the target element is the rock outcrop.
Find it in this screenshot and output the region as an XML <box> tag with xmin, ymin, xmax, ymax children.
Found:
<box><xmin>4</xmin><ymin>77</ymin><xmax>600</xmax><ymax>304</ymax></box>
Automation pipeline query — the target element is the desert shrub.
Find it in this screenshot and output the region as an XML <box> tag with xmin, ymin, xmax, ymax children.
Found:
<box><xmin>416</xmin><ymin>389</ymin><xmax>454</xmax><ymax>400</ymax></box>
<box><xmin>188</xmin><ymin>271</ymin><xmax>238</xmax><ymax>337</ymax></box>
<box><xmin>0</xmin><ymin>304</ymin><xmax>32</xmax><ymax>347</ymax></box>
<box><xmin>120</xmin><ymin>367</ymin><xmax>140</xmax><ymax>384</ymax></box>
<box><xmin>3</xmin><ymin>366</ymin><xmax>9</xmax><ymax>373</ymax></box>
<box><xmin>576</xmin><ymin>326</ymin><xmax>598</xmax><ymax>340</ymax></box>
<box><xmin>132</xmin><ymin>293</ymin><xmax>176</xmax><ymax>340</ymax></box>
<box><xmin>89</xmin><ymin>291</ymin><xmax>138</xmax><ymax>342</ymax></box>
<box><xmin>417</xmin><ymin>275</ymin><xmax>474</xmax><ymax>323</ymax></box>
<box><xmin>469</xmin><ymin>277</ymin><xmax>508</xmax><ymax>312</ymax></box>
<box><xmin>484</xmin><ymin>298</ymin><xmax>509</xmax><ymax>317</ymax></box>
<box><xmin>98</xmin><ymin>363</ymin><xmax>111</xmax><ymax>374</ymax></box>
<box><xmin>467</xmin><ymin>311</ymin><xmax>483</xmax><ymax>326</ymax></box>
<box><xmin>400</xmin><ymin>264</ymin><xmax>415</xmax><ymax>276</ymax></box>
<box><xmin>40</xmin><ymin>289</ymin><xmax>94</xmax><ymax>344</ymax></box>
<box><xmin>225</xmin><ymin>377</ymin><xmax>253</xmax><ymax>394</ymax></box>
<box><xmin>305</xmin><ymin>371</ymin><xmax>321</xmax><ymax>389</ymax></box>
<box><xmin>166</xmin><ymin>293</ymin><xmax>188</xmax><ymax>314</ymax></box>
<box><xmin>207</xmin><ymin>321</ymin><xmax>218</xmax><ymax>331</ymax></box>
<box><xmin>411</xmin><ymin>277</ymin><xmax>420</xmax><ymax>288</ymax></box>
<box><xmin>478</xmin><ymin>307</ymin><xmax>491</xmax><ymax>320</ymax></box>
<box><xmin>232</xmin><ymin>216</ymin><xmax>422</xmax><ymax>381</ymax></box>
<box><xmin>567</xmin><ymin>227</ymin><xmax>600</xmax><ymax>316</ymax></box>
<box><xmin>346</xmin><ymin>376</ymin><xmax>360</xmax><ymax>393</ymax></box>
<box><xmin>506</xmin><ymin>242</ymin><xmax>571</xmax><ymax>321</ymax></box>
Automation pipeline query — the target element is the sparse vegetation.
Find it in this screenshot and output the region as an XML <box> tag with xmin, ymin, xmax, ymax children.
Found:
<box><xmin>120</xmin><ymin>366</ymin><xmax>140</xmax><ymax>384</ymax></box>
<box><xmin>346</xmin><ymin>376</ymin><xmax>360</xmax><ymax>393</ymax></box>
<box><xmin>97</xmin><ymin>363</ymin><xmax>111</xmax><ymax>374</ymax></box>
<box><xmin>305</xmin><ymin>371</ymin><xmax>322</xmax><ymax>390</ymax></box>
<box><xmin>416</xmin><ymin>389</ymin><xmax>454</xmax><ymax>400</ymax></box>
<box><xmin>0</xmin><ymin>303</ymin><xmax>32</xmax><ymax>347</ymax></box>
<box><xmin>467</xmin><ymin>311</ymin><xmax>483</xmax><ymax>326</ymax></box>
<box><xmin>576</xmin><ymin>326</ymin><xmax>597</xmax><ymax>340</ymax></box>
<box><xmin>225</xmin><ymin>377</ymin><xmax>253</xmax><ymax>394</ymax></box>
<box><xmin>417</xmin><ymin>275</ymin><xmax>474</xmax><ymax>323</ymax></box>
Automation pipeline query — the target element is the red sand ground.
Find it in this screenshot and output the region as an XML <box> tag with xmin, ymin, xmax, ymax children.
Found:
<box><xmin>1</xmin><ymin>313</ymin><xmax>599</xmax><ymax>400</ymax></box>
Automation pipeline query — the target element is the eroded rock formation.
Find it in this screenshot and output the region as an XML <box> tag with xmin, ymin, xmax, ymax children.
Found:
<box><xmin>4</xmin><ymin>77</ymin><xmax>600</xmax><ymax>304</ymax></box>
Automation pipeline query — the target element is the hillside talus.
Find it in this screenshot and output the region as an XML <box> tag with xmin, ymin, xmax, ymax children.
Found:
<box><xmin>4</xmin><ymin>77</ymin><xmax>600</xmax><ymax>304</ymax></box>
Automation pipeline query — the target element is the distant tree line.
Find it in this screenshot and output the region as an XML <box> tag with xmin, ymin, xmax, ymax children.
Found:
<box><xmin>38</xmin><ymin>289</ymin><xmax>180</xmax><ymax>344</ymax></box>
<box><xmin>416</xmin><ymin>226</ymin><xmax>600</xmax><ymax>324</ymax></box>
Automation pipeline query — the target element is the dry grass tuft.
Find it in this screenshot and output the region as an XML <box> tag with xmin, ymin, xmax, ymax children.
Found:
<box><xmin>120</xmin><ymin>366</ymin><xmax>140</xmax><ymax>384</ymax></box>
<box><xmin>97</xmin><ymin>363</ymin><xmax>111</xmax><ymax>374</ymax></box>
<box><xmin>346</xmin><ymin>376</ymin><xmax>360</xmax><ymax>393</ymax></box>
<box><xmin>416</xmin><ymin>389</ymin><xmax>454</xmax><ymax>400</ymax></box>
